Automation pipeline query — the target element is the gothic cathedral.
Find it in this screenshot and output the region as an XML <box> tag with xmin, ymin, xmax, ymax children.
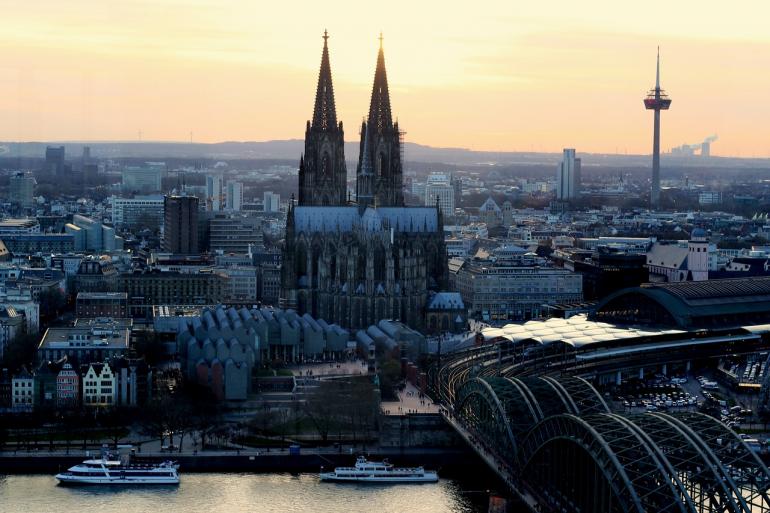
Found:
<box><xmin>281</xmin><ymin>32</ymin><xmax>448</xmax><ymax>331</ymax></box>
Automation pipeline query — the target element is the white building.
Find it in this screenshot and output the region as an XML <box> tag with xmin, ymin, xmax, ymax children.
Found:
<box><xmin>9</xmin><ymin>172</ymin><xmax>36</xmax><ymax>208</ymax></box>
<box><xmin>646</xmin><ymin>229</ymin><xmax>710</xmax><ymax>282</ymax></box>
<box><xmin>111</xmin><ymin>196</ymin><xmax>164</xmax><ymax>228</ymax></box>
<box><xmin>12</xmin><ymin>368</ymin><xmax>34</xmax><ymax>412</ymax></box>
<box><xmin>424</xmin><ymin>172</ymin><xmax>455</xmax><ymax>217</ymax></box>
<box><xmin>206</xmin><ymin>174</ymin><xmax>224</xmax><ymax>211</ymax></box>
<box><xmin>263</xmin><ymin>191</ymin><xmax>280</xmax><ymax>213</ymax></box>
<box><xmin>226</xmin><ymin>181</ymin><xmax>244</xmax><ymax>211</ymax></box>
<box><xmin>66</xmin><ymin>214</ymin><xmax>123</xmax><ymax>252</ymax></box>
<box><xmin>556</xmin><ymin>148</ymin><xmax>581</xmax><ymax>201</ymax></box>
<box><xmin>82</xmin><ymin>362</ymin><xmax>117</xmax><ymax>407</ymax></box>
<box><xmin>698</xmin><ymin>191</ymin><xmax>722</xmax><ymax>205</ymax></box>
<box><xmin>122</xmin><ymin>164</ymin><xmax>164</xmax><ymax>193</ymax></box>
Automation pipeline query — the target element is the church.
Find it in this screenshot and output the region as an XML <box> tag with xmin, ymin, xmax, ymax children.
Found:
<box><xmin>281</xmin><ymin>32</ymin><xmax>449</xmax><ymax>331</ymax></box>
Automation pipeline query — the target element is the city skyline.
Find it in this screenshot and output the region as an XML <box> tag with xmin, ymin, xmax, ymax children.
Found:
<box><xmin>2</xmin><ymin>1</ymin><xmax>770</xmax><ymax>157</ymax></box>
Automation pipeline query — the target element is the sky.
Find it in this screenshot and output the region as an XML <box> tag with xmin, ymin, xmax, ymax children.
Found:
<box><xmin>1</xmin><ymin>0</ymin><xmax>770</xmax><ymax>157</ymax></box>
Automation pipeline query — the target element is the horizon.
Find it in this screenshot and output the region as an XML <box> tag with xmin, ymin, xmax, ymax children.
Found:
<box><xmin>3</xmin><ymin>1</ymin><xmax>770</xmax><ymax>157</ymax></box>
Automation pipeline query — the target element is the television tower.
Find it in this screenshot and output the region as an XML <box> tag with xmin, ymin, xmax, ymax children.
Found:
<box><xmin>644</xmin><ymin>47</ymin><xmax>671</xmax><ymax>209</ymax></box>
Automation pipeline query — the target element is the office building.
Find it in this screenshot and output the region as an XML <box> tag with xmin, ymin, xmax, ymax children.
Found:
<box><xmin>65</xmin><ymin>214</ymin><xmax>122</xmax><ymax>252</ymax></box>
<box><xmin>76</xmin><ymin>292</ymin><xmax>128</xmax><ymax>318</ymax></box>
<box><xmin>0</xmin><ymin>234</ymin><xmax>74</xmax><ymax>255</ymax></box>
<box><xmin>454</xmin><ymin>249</ymin><xmax>583</xmax><ymax>321</ymax></box>
<box><xmin>226</xmin><ymin>181</ymin><xmax>243</xmax><ymax>211</ymax></box>
<box><xmin>111</xmin><ymin>195</ymin><xmax>164</xmax><ymax>228</ymax></box>
<box><xmin>0</xmin><ymin>218</ymin><xmax>40</xmax><ymax>235</ymax></box>
<box><xmin>9</xmin><ymin>172</ymin><xmax>36</xmax><ymax>208</ymax></box>
<box><xmin>122</xmin><ymin>163</ymin><xmax>164</xmax><ymax>193</ymax></box>
<box><xmin>424</xmin><ymin>172</ymin><xmax>455</xmax><ymax>217</ymax></box>
<box><xmin>556</xmin><ymin>148</ymin><xmax>581</xmax><ymax>201</ymax></box>
<box><xmin>208</xmin><ymin>214</ymin><xmax>263</xmax><ymax>254</ymax></box>
<box><xmin>45</xmin><ymin>146</ymin><xmax>66</xmax><ymax>176</ymax></box>
<box><xmin>163</xmin><ymin>195</ymin><xmax>199</xmax><ymax>254</ymax></box>
<box><xmin>205</xmin><ymin>174</ymin><xmax>224</xmax><ymax>211</ymax></box>
<box><xmin>37</xmin><ymin>318</ymin><xmax>132</xmax><ymax>363</ymax></box>
<box><xmin>263</xmin><ymin>191</ymin><xmax>280</xmax><ymax>213</ymax></box>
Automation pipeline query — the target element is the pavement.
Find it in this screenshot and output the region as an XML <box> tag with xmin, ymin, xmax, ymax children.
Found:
<box><xmin>381</xmin><ymin>382</ymin><xmax>439</xmax><ymax>416</ymax></box>
<box><xmin>290</xmin><ymin>359</ymin><xmax>369</xmax><ymax>378</ymax></box>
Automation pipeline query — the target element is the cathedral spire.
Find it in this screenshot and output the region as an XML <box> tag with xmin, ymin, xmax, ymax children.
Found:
<box><xmin>312</xmin><ymin>29</ymin><xmax>337</xmax><ymax>131</ymax></box>
<box><xmin>368</xmin><ymin>33</ymin><xmax>393</xmax><ymax>134</ymax></box>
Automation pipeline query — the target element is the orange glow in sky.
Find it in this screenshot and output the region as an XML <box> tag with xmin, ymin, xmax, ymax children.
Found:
<box><xmin>2</xmin><ymin>0</ymin><xmax>770</xmax><ymax>156</ymax></box>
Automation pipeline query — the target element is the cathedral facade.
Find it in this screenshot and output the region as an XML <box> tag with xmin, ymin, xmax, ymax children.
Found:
<box><xmin>281</xmin><ymin>33</ymin><xmax>448</xmax><ymax>331</ymax></box>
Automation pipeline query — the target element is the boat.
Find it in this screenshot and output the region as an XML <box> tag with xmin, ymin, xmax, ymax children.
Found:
<box><xmin>319</xmin><ymin>456</ymin><xmax>438</xmax><ymax>483</ymax></box>
<box><xmin>55</xmin><ymin>451</ymin><xmax>180</xmax><ymax>485</ymax></box>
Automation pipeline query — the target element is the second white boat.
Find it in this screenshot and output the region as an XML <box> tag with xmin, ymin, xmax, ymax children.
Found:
<box><xmin>319</xmin><ymin>456</ymin><xmax>438</xmax><ymax>483</ymax></box>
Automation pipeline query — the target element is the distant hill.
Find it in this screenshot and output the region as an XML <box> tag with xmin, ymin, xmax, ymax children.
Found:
<box><xmin>0</xmin><ymin>140</ymin><xmax>767</xmax><ymax>168</ymax></box>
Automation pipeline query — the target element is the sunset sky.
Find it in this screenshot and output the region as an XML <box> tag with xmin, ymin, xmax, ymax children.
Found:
<box><xmin>2</xmin><ymin>0</ymin><xmax>770</xmax><ymax>156</ymax></box>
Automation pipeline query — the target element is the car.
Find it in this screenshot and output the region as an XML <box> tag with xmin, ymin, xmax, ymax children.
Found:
<box><xmin>161</xmin><ymin>444</ymin><xmax>179</xmax><ymax>452</ymax></box>
<box><xmin>646</xmin><ymin>404</ymin><xmax>658</xmax><ymax>412</ymax></box>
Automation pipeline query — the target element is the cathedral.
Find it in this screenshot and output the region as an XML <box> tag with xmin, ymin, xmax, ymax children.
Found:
<box><xmin>281</xmin><ymin>32</ymin><xmax>448</xmax><ymax>331</ymax></box>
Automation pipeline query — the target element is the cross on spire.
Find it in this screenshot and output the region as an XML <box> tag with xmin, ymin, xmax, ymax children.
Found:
<box><xmin>323</xmin><ymin>29</ymin><xmax>329</xmax><ymax>45</ymax></box>
<box><xmin>378</xmin><ymin>31</ymin><xmax>383</xmax><ymax>49</ymax></box>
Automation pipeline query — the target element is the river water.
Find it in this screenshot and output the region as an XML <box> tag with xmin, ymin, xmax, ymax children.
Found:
<box><xmin>0</xmin><ymin>473</ymin><xmax>492</xmax><ymax>513</ymax></box>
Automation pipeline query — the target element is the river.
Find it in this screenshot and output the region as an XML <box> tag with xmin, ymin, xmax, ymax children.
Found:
<box><xmin>0</xmin><ymin>473</ymin><xmax>493</xmax><ymax>513</ymax></box>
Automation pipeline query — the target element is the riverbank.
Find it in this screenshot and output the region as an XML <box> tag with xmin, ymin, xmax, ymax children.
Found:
<box><xmin>0</xmin><ymin>446</ymin><xmax>482</xmax><ymax>476</ymax></box>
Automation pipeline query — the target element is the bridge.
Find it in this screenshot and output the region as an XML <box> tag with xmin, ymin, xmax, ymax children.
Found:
<box><xmin>431</xmin><ymin>321</ymin><xmax>770</xmax><ymax>513</ymax></box>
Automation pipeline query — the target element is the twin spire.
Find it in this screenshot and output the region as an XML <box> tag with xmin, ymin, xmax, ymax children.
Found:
<box><xmin>311</xmin><ymin>29</ymin><xmax>337</xmax><ymax>131</ymax></box>
<box><xmin>310</xmin><ymin>30</ymin><xmax>393</xmax><ymax>134</ymax></box>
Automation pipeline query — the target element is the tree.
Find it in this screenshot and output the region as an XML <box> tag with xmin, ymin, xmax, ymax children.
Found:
<box><xmin>304</xmin><ymin>381</ymin><xmax>345</xmax><ymax>443</ymax></box>
<box><xmin>1</xmin><ymin>333</ymin><xmax>39</xmax><ymax>373</ymax></box>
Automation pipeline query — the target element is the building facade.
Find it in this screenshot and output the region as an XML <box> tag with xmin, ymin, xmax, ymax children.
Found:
<box><xmin>455</xmin><ymin>260</ymin><xmax>583</xmax><ymax>322</ymax></box>
<box><xmin>56</xmin><ymin>362</ymin><xmax>80</xmax><ymax>407</ymax></box>
<box><xmin>556</xmin><ymin>148</ymin><xmax>581</xmax><ymax>201</ymax></box>
<box><xmin>111</xmin><ymin>196</ymin><xmax>164</xmax><ymax>228</ymax></box>
<box><xmin>82</xmin><ymin>362</ymin><xmax>117</xmax><ymax>407</ymax></box>
<box><xmin>163</xmin><ymin>195</ymin><xmax>200</xmax><ymax>254</ymax></box>
<box><xmin>9</xmin><ymin>172</ymin><xmax>36</xmax><ymax>209</ymax></box>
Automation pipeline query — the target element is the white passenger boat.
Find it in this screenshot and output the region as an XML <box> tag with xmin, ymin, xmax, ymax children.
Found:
<box><xmin>55</xmin><ymin>457</ymin><xmax>180</xmax><ymax>485</ymax></box>
<box><xmin>319</xmin><ymin>456</ymin><xmax>438</xmax><ymax>483</ymax></box>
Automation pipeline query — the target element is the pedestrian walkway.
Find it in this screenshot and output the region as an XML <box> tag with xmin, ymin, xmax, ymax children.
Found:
<box><xmin>291</xmin><ymin>359</ymin><xmax>368</xmax><ymax>378</ymax></box>
<box><xmin>381</xmin><ymin>382</ymin><xmax>439</xmax><ymax>415</ymax></box>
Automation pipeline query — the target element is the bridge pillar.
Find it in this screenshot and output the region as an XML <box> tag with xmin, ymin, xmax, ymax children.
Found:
<box><xmin>662</xmin><ymin>363</ymin><xmax>667</xmax><ymax>376</ymax></box>
<box><xmin>616</xmin><ymin>371</ymin><xmax>622</xmax><ymax>386</ymax></box>
<box><xmin>686</xmin><ymin>361</ymin><xmax>691</xmax><ymax>372</ymax></box>
<box><xmin>639</xmin><ymin>367</ymin><xmax>644</xmax><ymax>380</ymax></box>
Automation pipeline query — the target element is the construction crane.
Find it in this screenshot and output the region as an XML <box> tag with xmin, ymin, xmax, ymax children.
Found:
<box><xmin>670</xmin><ymin>135</ymin><xmax>718</xmax><ymax>157</ymax></box>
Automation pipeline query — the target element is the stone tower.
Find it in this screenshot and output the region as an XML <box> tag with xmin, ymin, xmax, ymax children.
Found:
<box><xmin>356</xmin><ymin>35</ymin><xmax>403</xmax><ymax>208</ymax></box>
<box><xmin>298</xmin><ymin>31</ymin><xmax>347</xmax><ymax>206</ymax></box>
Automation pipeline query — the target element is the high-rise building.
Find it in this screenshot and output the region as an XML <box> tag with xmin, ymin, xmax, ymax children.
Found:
<box><xmin>263</xmin><ymin>191</ymin><xmax>280</xmax><ymax>213</ymax></box>
<box><xmin>424</xmin><ymin>172</ymin><xmax>455</xmax><ymax>217</ymax></box>
<box><xmin>225</xmin><ymin>180</ymin><xmax>243</xmax><ymax>211</ymax></box>
<box><xmin>556</xmin><ymin>148</ymin><xmax>581</xmax><ymax>201</ymax></box>
<box><xmin>122</xmin><ymin>163</ymin><xmax>164</xmax><ymax>193</ymax></box>
<box><xmin>45</xmin><ymin>146</ymin><xmax>66</xmax><ymax>176</ymax></box>
<box><xmin>163</xmin><ymin>195</ymin><xmax>199</xmax><ymax>254</ymax></box>
<box><xmin>9</xmin><ymin>172</ymin><xmax>36</xmax><ymax>208</ymax></box>
<box><xmin>205</xmin><ymin>174</ymin><xmax>224</xmax><ymax>211</ymax></box>
<box><xmin>111</xmin><ymin>195</ymin><xmax>165</xmax><ymax>228</ymax></box>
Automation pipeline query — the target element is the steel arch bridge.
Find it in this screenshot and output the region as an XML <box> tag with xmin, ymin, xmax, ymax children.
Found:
<box><xmin>451</xmin><ymin>375</ymin><xmax>770</xmax><ymax>513</ymax></box>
